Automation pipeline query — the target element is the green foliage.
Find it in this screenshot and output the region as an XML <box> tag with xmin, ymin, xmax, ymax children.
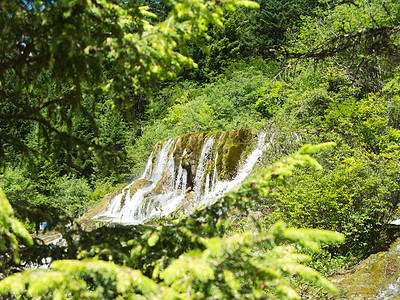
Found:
<box><xmin>159</xmin><ymin>223</ymin><xmax>342</xmax><ymax>299</ymax></box>
<box><xmin>0</xmin><ymin>259</ymin><xmax>166</xmax><ymax>299</ymax></box>
<box><xmin>0</xmin><ymin>166</ymin><xmax>60</xmax><ymax>229</ymax></box>
<box><xmin>382</xmin><ymin>68</ymin><xmax>400</xmax><ymax>130</ymax></box>
<box><xmin>199</xmin><ymin>8</ymin><xmax>255</xmax><ymax>78</ymax></box>
<box><xmin>126</xmin><ymin>67</ymin><xmax>267</xmax><ymax>175</ymax></box>
<box><xmin>0</xmin><ymin>225</ymin><xmax>341</xmax><ymax>299</ymax></box>
<box><xmin>0</xmin><ymin>188</ymin><xmax>33</xmax><ymax>264</ymax></box>
<box><xmin>250</xmin><ymin>0</ymin><xmax>327</xmax><ymax>58</ymax></box>
<box><xmin>322</xmin><ymin>94</ymin><xmax>399</xmax><ymax>153</ymax></box>
<box><xmin>0</xmin><ymin>0</ymin><xmax>259</xmax><ymax>168</ymax></box>
<box><xmin>254</xmin><ymin>80</ymin><xmax>288</xmax><ymax>118</ymax></box>
<box><xmin>268</xmin><ymin>149</ymin><xmax>400</xmax><ymax>254</ymax></box>
<box><xmin>0</xmin><ymin>0</ymin><xmax>265</xmax><ymax>227</ymax></box>
<box><xmin>264</xmin><ymin>66</ymin><xmax>400</xmax><ymax>153</ymax></box>
<box><xmin>0</xmin><ymin>164</ymin><xmax>95</xmax><ymax>224</ymax></box>
<box><xmin>290</xmin><ymin>66</ymin><xmax>400</xmax><ymax>154</ymax></box>
<box><xmin>53</xmin><ymin>175</ymin><xmax>92</xmax><ymax>218</ymax></box>
<box><xmin>163</xmin><ymin>97</ymin><xmax>216</xmax><ymax>133</ymax></box>
<box><xmin>188</xmin><ymin>0</ymin><xmax>332</xmax><ymax>79</ymax></box>
<box><xmin>1</xmin><ymin>0</ymin><xmax>400</xmax><ymax>297</ymax></box>
<box><xmin>0</xmin><ymin>143</ymin><xmax>345</xmax><ymax>299</ymax></box>
<box><xmin>0</xmin><ymin>167</ymin><xmax>37</xmax><ymax>208</ymax></box>
<box><xmin>287</xmin><ymin>0</ymin><xmax>400</xmax><ymax>93</ymax></box>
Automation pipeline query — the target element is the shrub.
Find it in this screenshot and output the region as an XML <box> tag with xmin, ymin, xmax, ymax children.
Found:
<box><xmin>0</xmin><ymin>144</ymin><xmax>344</xmax><ymax>299</ymax></box>
<box><xmin>268</xmin><ymin>149</ymin><xmax>400</xmax><ymax>254</ymax></box>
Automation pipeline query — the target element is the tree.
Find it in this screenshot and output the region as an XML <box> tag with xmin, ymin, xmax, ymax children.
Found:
<box><xmin>0</xmin><ymin>0</ymin><xmax>258</xmax><ymax>168</ymax></box>
<box><xmin>0</xmin><ymin>143</ymin><xmax>344</xmax><ymax>299</ymax></box>
<box><xmin>285</xmin><ymin>0</ymin><xmax>400</xmax><ymax>94</ymax></box>
<box><xmin>184</xmin><ymin>0</ymin><xmax>345</xmax><ymax>80</ymax></box>
<box><xmin>0</xmin><ymin>0</ymin><xmax>261</xmax><ymax>225</ymax></box>
<box><xmin>0</xmin><ymin>1</ymin><xmax>349</xmax><ymax>298</ymax></box>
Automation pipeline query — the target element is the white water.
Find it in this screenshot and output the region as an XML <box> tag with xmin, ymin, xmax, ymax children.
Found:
<box><xmin>193</xmin><ymin>136</ymin><xmax>215</xmax><ymax>200</ymax></box>
<box><xmin>95</xmin><ymin>132</ymin><xmax>269</xmax><ymax>225</ymax></box>
<box><xmin>196</xmin><ymin>131</ymin><xmax>269</xmax><ymax>208</ymax></box>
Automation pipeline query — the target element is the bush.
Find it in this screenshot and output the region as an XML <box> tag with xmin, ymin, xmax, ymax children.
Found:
<box><xmin>267</xmin><ymin>149</ymin><xmax>400</xmax><ymax>254</ymax></box>
<box><xmin>126</xmin><ymin>68</ymin><xmax>267</xmax><ymax>175</ymax></box>
<box><xmin>0</xmin><ymin>144</ymin><xmax>345</xmax><ymax>299</ymax></box>
<box><xmin>53</xmin><ymin>175</ymin><xmax>92</xmax><ymax>218</ymax></box>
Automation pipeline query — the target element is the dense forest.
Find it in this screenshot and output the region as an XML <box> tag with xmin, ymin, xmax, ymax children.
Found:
<box><xmin>1</xmin><ymin>0</ymin><xmax>400</xmax><ymax>298</ymax></box>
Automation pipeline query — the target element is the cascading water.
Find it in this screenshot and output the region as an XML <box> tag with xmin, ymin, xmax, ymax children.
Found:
<box><xmin>196</xmin><ymin>131</ymin><xmax>269</xmax><ymax>209</ymax></box>
<box><xmin>95</xmin><ymin>130</ymin><xmax>268</xmax><ymax>225</ymax></box>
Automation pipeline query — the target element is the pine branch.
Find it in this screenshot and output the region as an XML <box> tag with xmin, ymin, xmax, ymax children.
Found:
<box><xmin>0</xmin><ymin>98</ymin><xmax>64</xmax><ymax>120</ymax></box>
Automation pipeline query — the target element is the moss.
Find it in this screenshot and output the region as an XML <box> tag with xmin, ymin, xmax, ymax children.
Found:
<box><xmin>214</xmin><ymin>129</ymin><xmax>255</xmax><ymax>181</ymax></box>
<box><xmin>129</xmin><ymin>179</ymin><xmax>149</xmax><ymax>195</ymax></box>
<box><xmin>173</xmin><ymin>133</ymin><xmax>193</xmax><ymax>175</ymax></box>
<box><xmin>332</xmin><ymin>237</ymin><xmax>400</xmax><ymax>299</ymax></box>
<box><xmin>224</xmin><ymin>144</ymin><xmax>246</xmax><ymax>178</ymax></box>
<box><xmin>167</xmin><ymin>136</ymin><xmax>180</xmax><ymax>157</ymax></box>
<box><xmin>216</xmin><ymin>131</ymin><xmax>230</xmax><ymax>177</ymax></box>
<box><xmin>152</xmin><ymin>176</ymin><xmax>168</xmax><ymax>194</ymax></box>
<box><xmin>172</xmin><ymin>138</ymin><xmax>185</xmax><ymax>172</ymax></box>
<box><xmin>181</xmin><ymin>132</ymin><xmax>209</xmax><ymax>184</ymax></box>
<box><xmin>78</xmin><ymin>183</ymin><xmax>128</xmax><ymax>230</ymax></box>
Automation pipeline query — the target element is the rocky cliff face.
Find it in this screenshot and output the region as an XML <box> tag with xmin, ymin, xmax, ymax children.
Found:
<box><xmin>87</xmin><ymin>129</ymin><xmax>266</xmax><ymax>224</ymax></box>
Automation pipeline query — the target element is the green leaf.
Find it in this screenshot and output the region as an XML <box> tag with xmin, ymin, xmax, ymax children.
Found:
<box><xmin>148</xmin><ymin>232</ymin><xmax>159</xmax><ymax>247</ymax></box>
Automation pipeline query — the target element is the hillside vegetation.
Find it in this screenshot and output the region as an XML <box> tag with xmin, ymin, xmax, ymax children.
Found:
<box><xmin>0</xmin><ymin>0</ymin><xmax>400</xmax><ymax>298</ymax></box>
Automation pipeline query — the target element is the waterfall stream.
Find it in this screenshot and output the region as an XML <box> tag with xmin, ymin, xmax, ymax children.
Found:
<box><xmin>95</xmin><ymin>130</ymin><xmax>269</xmax><ymax>225</ymax></box>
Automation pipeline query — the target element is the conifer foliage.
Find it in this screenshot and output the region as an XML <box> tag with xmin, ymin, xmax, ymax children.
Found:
<box><xmin>0</xmin><ymin>144</ymin><xmax>344</xmax><ymax>299</ymax></box>
<box><xmin>5</xmin><ymin>0</ymin><xmax>393</xmax><ymax>298</ymax></box>
<box><xmin>0</xmin><ymin>188</ymin><xmax>33</xmax><ymax>265</ymax></box>
<box><xmin>0</xmin><ymin>0</ymin><xmax>259</xmax><ymax>168</ymax></box>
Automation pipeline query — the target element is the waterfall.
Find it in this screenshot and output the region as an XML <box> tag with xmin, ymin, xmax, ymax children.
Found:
<box><xmin>193</xmin><ymin>135</ymin><xmax>215</xmax><ymax>201</ymax></box>
<box><xmin>95</xmin><ymin>130</ymin><xmax>268</xmax><ymax>225</ymax></box>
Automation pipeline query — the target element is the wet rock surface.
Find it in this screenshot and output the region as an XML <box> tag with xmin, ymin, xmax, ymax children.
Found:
<box><xmin>85</xmin><ymin>129</ymin><xmax>265</xmax><ymax>224</ymax></box>
<box><xmin>79</xmin><ymin>183</ymin><xmax>128</xmax><ymax>229</ymax></box>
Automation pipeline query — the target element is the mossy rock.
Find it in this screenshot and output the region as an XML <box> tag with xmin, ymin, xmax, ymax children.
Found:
<box><xmin>129</xmin><ymin>179</ymin><xmax>150</xmax><ymax>195</ymax></box>
<box><xmin>145</xmin><ymin>142</ymin><xmax>164</xmax><ymax>178</ymax></box>
<box><xmin>107</xmin><ymin>179</ymin><xmax>150</xmax><ymax>214</ymax></box>
<box><xmin>216</xmin><ymin>129</ymin><xmax>256</xmax><ymax>181</ymax></box>
<box><xmin>173</xmin><ymin>192</ymin><xmax>195</xmax><ymax>214</ymax></box>
<box><xmin>159</xmin><ymin>130</ymin><xmax>257</xmax><ymax>189</ymax></box>
<box><xmin>175</xmin><ymin>131</ymin><xmax>214</xmax><ymax>188</ymax></box>
<box><xmin>331</xmin><ymin>237</ymin><xmax>400</xmax><ymax>299</ymax></box>
<box><xmin>78</xmin><ymin>183</ymin><xmax>128</xmax><ymax>230</ymax></box>
<box><xmin>185</xmin><ymin>132</ymin><xmax>209</xmax><ymax>176</ymax></box>
<box><xmin>224</xmin><ymin>144</ymin><xmax>246</xmax><ymax>178</ymax></box>
<box><xmin>112</xmin><ymin>180</ymin><xmax>150</xmax><ymax>214</ymax></box>
<box><xmin>172</xmin><ymin>136</ymin><xmax>188</xmax><ymax>171</ymax></box>
<box><xmin>140</xmin><ymin>195</ymin><xmax>161</xmax><ymax>217</ymax></box>
<box><xmin>152</xmin><ymin>170</ymin><xmax>175</xmax><ymax>194</ymax></box>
